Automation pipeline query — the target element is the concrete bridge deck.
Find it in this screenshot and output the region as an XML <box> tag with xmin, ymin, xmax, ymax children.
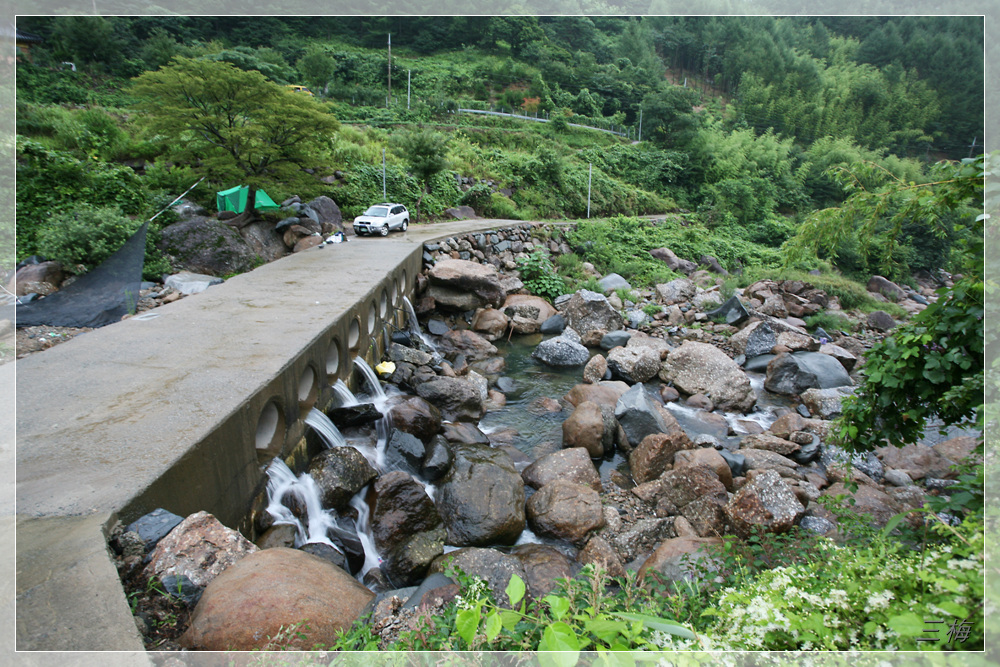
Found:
<box><xmin>9</xmin><ymin>219</ymin><xmax>529</xmax><ymax>653</ymax></box>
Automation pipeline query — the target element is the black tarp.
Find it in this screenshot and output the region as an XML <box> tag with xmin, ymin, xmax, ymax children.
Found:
<box><xmin>16</xmin><ymin>222</ymin><xmax>148</xmax><ymax>329</ymax></box>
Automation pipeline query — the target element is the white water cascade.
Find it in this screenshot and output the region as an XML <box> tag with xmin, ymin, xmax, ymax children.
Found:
<box><xmin>305</xmin><ymin>407</ymin><xmax>378</xmax><ymax>469</ymax></box>
<box><xmin>402</xmin><ymin>296</ymin><xmax>442</xmax><ymax>359</ymax></box>
<box><xmin>264</xmin><ymin>459</ymin><xmax>340</xmax><ymax>551</ymax></box>
<box><xmin>332</xmin><ymin>379</ymin><xmax>359</xmax><ymax>407</ymax></box>
<box><xmin>349</xmin><ymin>486</ymin><xmax>382</xmax><ymax>579</ymax></box>
<box><xmin>353</xmin><ymin>357</ymin><xmax>386</xmax><ymax>402</ymax></box>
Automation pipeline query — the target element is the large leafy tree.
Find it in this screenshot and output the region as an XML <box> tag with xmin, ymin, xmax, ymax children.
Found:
<box><xmin>390</xmin><ymin>129</ymin><xmax>450</xmax><ymax>220</ymax></box>
<box><xmin>131</xmin><ymin>57</ymin><xmax>339</xmax><ymax>225</ymax></box>
<box><xmin>801</xmin><ymin>155</ymin><xmax>986</xmax><ymax>452</ymax></box>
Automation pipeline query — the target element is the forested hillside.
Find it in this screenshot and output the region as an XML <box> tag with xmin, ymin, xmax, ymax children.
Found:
<box><xmin>14</xmin><ymin>15</ymin><xmax>984</xmax><ymax>283</ymax></box>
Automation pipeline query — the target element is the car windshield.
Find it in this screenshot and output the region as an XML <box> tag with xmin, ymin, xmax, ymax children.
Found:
<box><xmin>363</xmin><ymin>206</ymin><xmax>389</xmax><ymax>217</ymax></box>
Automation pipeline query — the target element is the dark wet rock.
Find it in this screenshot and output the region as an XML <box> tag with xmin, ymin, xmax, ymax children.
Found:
<box><xmin>308</xmin><ymin>447</ymin><xmax>379</xmax><ymax>510</ymax></box>
<box><xmin>159</xmin><ymin>216</ymin><xmax>260</xmax><ymax>276</ymax></box>
<box><xmin>442</xmin><ymin>422</ymin><xmax>490</xmax><ymax>445</ymax></box>
<box><xmin>764</xmin><ymin>352</ymin><xmax>853</xmax><ymax>395</ymax></box>
<box><xmin>614</xmin><ymin>384</ymin><xmax>673</xmax><ymax>449</ymax></box>
<box><xmin>298</xmin><ymin>542</ymin><xmax>348</xmax><ymax>571</ymax></box>
<box><xmin>388</xmin><ymin>397</ymin><xmax>442</xmax><ymax>442</ymax></box>
<box><xmin>372</xmin><ymin>471</ymin><xmax>445</xmax><ymax>587</ymax></box>
<box><xmin>522</xmin><ymin>447</ymin><xmax>602</xmax><ymax>491</ymax></box>
<box><xmin>540</xmin><ymin>313</ymin><xmax>566</xmax><ymax>334</ymax></box>
<box><xmin>421</xmin><ymin>435</ymin><xmax>454</xmax><ymax>482</ymax></box>
<box><xmin>600</xmin><ymin>330</ymin><xmax>632</xmax><ymax>350</ymax></box>
<box><xmin>427</xmin><ymin>319</ymin><xmax>450</xmax><ymax>335</ymax></box>
<box><xmin>526</xmin><ymin>479</ymin><xmax>605</xmax><ymax>546</ymax></box>
<box><xmin>385</xmin><ymin>430</ymin><xmax>426</xmax><ymax>475</ymax></box>
<box><xmin>730</xmin><ymin>321</ymin><xmax>778</xmax><ymax>359</ymax></box>
<box><xmin>328</xmin><ymin>403</ymin><xmax>382</xmax><ymax>428</ymax></box>
<box><xmin>743</xmin><ymin>354</ymin><xmax>776</xmax><ymax>373</ymax></box>
<box><xmin>415</xmin><ymin>376</ymin><xmax>484</xmax><ymax>421</ymax></box>
<box><xmin>388</xmin><ymin>342</ymin><xmax>434</xmax><ymax>366</ymax></box>
<box><xmin>705</xmin><ymin>295</ymin><xmax>749</xmax><ymax>325</ymax></box>
<box><xmin>726</xmin><ymin>470</ymin><xmax>806</xmax><ymax>538</ymax></box>
<box><xmin>719</xmin><ymin>449</ymin><xmax>747</xmax><ymax>477</ymax></box>
<box><xmin>436</xmin><ymin>443</ymin><xmax>525</xmax><ymax>546</ymax></box>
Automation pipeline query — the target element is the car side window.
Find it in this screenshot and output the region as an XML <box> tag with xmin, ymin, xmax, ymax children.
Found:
<box><xmin>392</xmin><ymin>206</ymin><xmax>403</xmax><ymax>215</ymax></box>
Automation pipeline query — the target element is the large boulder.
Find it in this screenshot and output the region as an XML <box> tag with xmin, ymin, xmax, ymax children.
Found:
<box><xmin>726</xmin><ymin>469</ymin><xmax>805</xmax><ymax>538</ymax></box>
<box><xmin>800</xmin><ymin>387</ymin><xmax>853</xmax><ymax>420</ymax></box>
<box><xmin>562</xmin><ymin>290</ymin><xmax>624</xmax><ymax>339</ymax></box>
<box><xmin>533</xmin><ymin>331</ymin><xmax>590</xmax><ymax>367</ymax></box>
<box><xmin>8</xmin><ymin>260</ymin><xmax>63</xmax><ymax>296</ymax></box>
<box><xmin>437</xmin><ymin>329</ymin><xmax>499</xmax><ymax>361</ymax></box>
<box><xmin>606</xmin><ymin>345</ymin><xmax>661</xmax><ymax>384</ymax></box>
<box><xmin>867</xmin><ymin>275</ymin><xmax>906</xmax><ymax>302</ymax></box>
<box><xmin>526</xmin><ymin>479</ymin><xmax>605</xmax><ymax>546</ymax></box>
<box><xmin>867</xmin><ymin>310</ymin><xmax>897</xmax><ymax>331</ymax></box>
<box><xmin>655</xmin><ymin>279</ymin><xmax>696</xmax><ymax>306</ymax></box>
<box><xmin>180</xmin><ymin>548</ymin><xmax>373</xmax><ymax>650</ymax></box>
<box><xmin>436</xmin><ymin>443</ymin><xmax>526</xmax><ymax>546</ymax></box>
<box><xmin>471</xmin><ymin>307</ymin><xmax>510</xmax><ymax>341</ymax></box>
<box><xmin>649</xmin><ymin>247</ymin><xmax>697</xmax><ymax>274</ymax></box>
<box><xmin>427</xmin><ymin>259</ymin><xmax>506</xmax><ymax>309</ymax></box>
<box><xmin>307</xmin><ymin>447</ymin><xmax>379</xmax><ymax>510</ymax></box>
<box><xmin>764</xmin><ymin>352</ymin><xmax>854</xmax><ymax>395</ymax></box>
<box><xmin>158</xmin><ymin>216</ymin><xmax>258</xmax><ymax>276</ymax></box>
<box><xmin>562</xmin><ymin>401</ymin><xmax>612</xmax><ymax>458</ymax></box>
<box><xmin>143</xmin><ymin>512</ymin><xmax>257</xmax><ymax>589</ymax></box>
<box><xmin>388</xmin><ymin>397</ymin><xmax>443</xmax><ymax>442</ymax></box>
<box><xmin>564</xmin><ymin>381</ymin><xmax>630</xmax><ymax>408</ymax></box>
<box><xmin>510</xmin><ymin>544</ymin><xmax>578</xmax><ymax>600</ymax></box>
<box><xmin>673</xmin><ymin>447</ymin><xmax>734</xmax><ymax>491</ymax></box>
<box><xmin>503</xmin><ymin>294</ymin><xmax>558</xmax><ymax>335</ymax></box>
<box><xmin>371</xmin><ymin>471</ymin><xmax>446</xmax><ymax>586</ymax></box>
<box><xmin>659</xmin><ymin>341</ymin><xmax>756</xmax><ymax>413</ymax></box>
<box><xmin>239</xmin><ymin>220</ymin><xmax>287</xmax><ymax>263</ymax></box>
<box><xmin>415</xmin><ymin>376</ymin><xmax>484</xmax><ymax>421</ymax></box>
<box><xmin>306</xmin><ymin>196</ymin><xmax>344</xmax><ymax>230</ymax></box>
<box><xmin>521</xmin><ymin>448</ymin><xmax>601</xmax><ymax>491</ymax></box>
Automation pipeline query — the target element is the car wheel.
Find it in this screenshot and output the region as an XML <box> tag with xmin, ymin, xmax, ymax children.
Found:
<box><xmin>380</xmin><ymin>224</ymin><xmax>389</xmax><ymax>237</ymax></box>
<box><xmin>401</xmin><ymin>220</ymin><xmax>408</xmax><ymax>231</ymax></box>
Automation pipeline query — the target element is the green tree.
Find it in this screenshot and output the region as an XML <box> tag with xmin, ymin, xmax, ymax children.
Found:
<box><xmin>390</xmin><ymin>129</ymin><xmax>450</xmax><ymax>220</ymax></box>
<box><xmin>799</xmin><ymin>155</ymin><xmax>986</xmax><ymax>452</ymax></box>
<box><xmin>131</xmin><ymin>57</ymin><xmax>339</xmax><ymax>227</ymax></box>
<box><xmin>296</xmin><ymin>45</ymin><xmax>336</xmax><ymax>93</ymax></box>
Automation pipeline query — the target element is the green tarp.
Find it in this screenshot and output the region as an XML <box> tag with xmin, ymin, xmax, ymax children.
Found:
<box><xmin>216</xmin><ymin>185</ymin><xmax>281</xmax><ymax>214</ymax></box>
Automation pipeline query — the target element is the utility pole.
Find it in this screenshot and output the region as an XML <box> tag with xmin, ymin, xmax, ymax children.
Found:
<box><xmin>387</xmin><ymin>34</ymin><xmax>391</xmax><ymax>108</ymax></box>
<box><xmin>407</xmin><ymin>70</ymin><xmax>411</xmax><ymax>110</ymax></box>
<box><xmin>969</xmin><ymin>137</ymin><xmax>978</xmax><ymax>158</ymax></box>
<box><xmin>638</xmin><ymin>109</ymin><xmax>643</xmax><ymax>142</ymax></box>
<box><xmin>587</xmin><ymin>163</ymin><xmax>592</xmax><ymax>219</ymax></box>
<box><xmin>382</xmin><ymin>149</ymin><xmax>386</xmax><ymax>200</ymax></box>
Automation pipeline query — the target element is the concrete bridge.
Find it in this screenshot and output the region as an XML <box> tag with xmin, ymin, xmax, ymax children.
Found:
<box><xmin>9</xmin><ymin>219</ymin><xmax>527</xmax><ymax>654</ymax></box>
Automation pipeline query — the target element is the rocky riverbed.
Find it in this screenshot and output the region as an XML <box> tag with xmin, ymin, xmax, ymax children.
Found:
<box><xmin>106</xmin><ymin>235</ymin><xmax>980</xmax><ymax>651</ymax></box>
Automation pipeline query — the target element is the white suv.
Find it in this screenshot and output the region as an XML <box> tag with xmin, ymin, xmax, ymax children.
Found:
<box><xmin>353</xmin><ymin>203</ymin><xmax>409</xmax><ymax>236</ymax></box>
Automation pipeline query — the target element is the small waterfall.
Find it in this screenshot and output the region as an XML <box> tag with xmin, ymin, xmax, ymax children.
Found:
<box><xmin>332</xmin><ymin>379</ymin><xmax>359</xmax><ymax>407</ymax></box>
<box><xmin>349</xmin><ymin>486</ymin><xmax>382</xmax><ymax>579</ymax></box>
<box><xmin>305</xmin><ymin>408</ymin><xmax>348</xmax><ymax>448</ymax></box>
<box><xmin>402</xmin><ymin>296</ymin><xmax>442</xmax><ymax>358</ymax></box>
<box><xmin>305</xmin><ymin>407</ymin><xmax>378</xmax><ymax>469</ymax></box>
<box><xmin>353</xmin><ymin>357</ymin><xmax>386</xmax><ymax>402</ymax></box>
<box><xmin>515</xmin><ymin>526</ymin><xmax>543</xmax><ymax>546</ymax></box>
<box><xmin>264</xmin><ymin>459</ymin><xmax>340</xmax><ymax>551</ymax></box>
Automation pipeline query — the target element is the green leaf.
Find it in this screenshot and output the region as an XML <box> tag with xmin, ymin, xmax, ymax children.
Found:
<box><xmin>935</xmin><ymin>601</ymin><xmax>968</xmax><ymax>618</ymax></box>
<box><xmin>484</xmin><ymin>611</ymin><xmax>503</xmax><ymax>641</ymax></box>
<box><xmin>544</xmin><ymin>594</ymin><xmax>571</xmax><ymax>621</ymax></box>
<box><xmin>455</xmin><ymin>607</ymin><xmax>480</xmax><ymax>645</ymax></box>
<box><xmin>539</xmin><ymin>621</ymin><xmax>581</xmax><ymax>653</ymax></box>
<box><xmin>879</xmin><ymin>512</ymin><xmax>910</xmax><ymax>539</ymax></box>
<box><xmin>499</xmin><ymin>610</ymin><xmax>521</xmax><ymax>632</ymax></box>
<box><xmin>610</xmin><ymin>612</ymin><xmax>696</xmax><ymax>640</ymax></box>
<box><xmin>505</xmin><ymin>574</ymin><xmax>526</xmax><ymax>607</ymax></box>
<box><xmin>887</xmin><ymin>612</ymin><xmax>926</xmax><ymax>637</ymax></box>
<box><xmin>584</xmin><ymin>619</ymin><xmax>629</xmax><ymax>644</ymax></box>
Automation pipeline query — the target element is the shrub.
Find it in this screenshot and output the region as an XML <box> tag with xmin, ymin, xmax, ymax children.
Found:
<box><xmin>516</xmin><ymin>248</ymin><xmax>564</xmax><ymax>302</ymax></box>
<box><xmin>35</xmin><ymin>203</ymin><xmax>171</xmax><ymax>281</ymax></box>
